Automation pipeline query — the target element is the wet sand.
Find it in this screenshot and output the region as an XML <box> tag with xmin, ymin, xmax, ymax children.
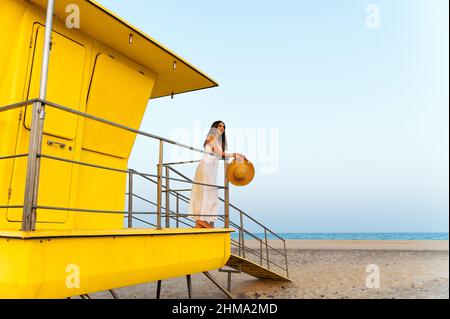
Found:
<box><xmin>87</xmin><ymin>240</ymin><xmax>449</xmax><ymax>299</ymax></box>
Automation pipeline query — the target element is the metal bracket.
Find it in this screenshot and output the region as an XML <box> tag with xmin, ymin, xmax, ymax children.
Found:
<box><xmin>109</xmin><ymin>289</ymin><xmax>119</xmax><ymax>299</ymax></box>
<box><xmin>203</xmin><ymin>271</ymin><xmax>233</xmax><ymax>299</ymax></box>
<box><xmin>218</xmin><ymin>266</ymin><xmax>241</xmax><ymax>274</ymax></box>
<box><xmin>39</xmin><ymin>109</ymin><xmax>45</xmax><ymax>119</ymax></box>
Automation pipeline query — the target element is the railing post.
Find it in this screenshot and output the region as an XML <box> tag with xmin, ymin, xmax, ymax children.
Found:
<box><xmin>283</xmin><ymin>240</ymin><xmax>289</xmax><ymax>278</ymax></box>
<box><xmin>260</xmin><ymin>240</ymin><xmax>263</xmax><ymax>266</ymax></box>
<box><xmin>238</xmin><ymin>223</ymin><xmax>242</xmax><ymax>257</ymax></box>
<box><xmin>176</xmin><ymin>193</ymin><xmax>180</xmax><ymax>228</ymax></box>
<box><xmin>240</xmin><ymin>211</ymin><xmax>245</xmax><ymax>258</ymax></box>
<box><xmin>165</xmin><ymin>166</ymin><xmax>170</xmax><ymax>228</ymax></box>
<box><xmin>22</xmin><ymin>0</ymin><xmax>55</xmax><ymax>231</ymax></box>
<box><xmin>156</xmin><ymin>140</ymin><xmax>164</xmax><ymax>229</ymax></box>
<box><xmin>264</xmin><ymin>228</ymin><xmax>270</xmax><ymax>269</ymax></box>
<box><xmin>22</xmin><ymin>102</ymin><xmax>44</xmax><ymax>231</ymax></box>
<box><xmin>224</xmin><ymin>159</ymin><xmax>230</xmax><ymax>228</ymax></box>
<box><xmin>127</xmin><ymin>170</ymin><xmax>133</xmax><ymax>228</ymax></box>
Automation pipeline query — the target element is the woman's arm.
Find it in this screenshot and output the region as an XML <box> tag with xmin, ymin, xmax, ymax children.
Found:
<box><xmin>207</xmin><ymin>135</ymin><xmax>246</xmax><ymax>160</ymax></box>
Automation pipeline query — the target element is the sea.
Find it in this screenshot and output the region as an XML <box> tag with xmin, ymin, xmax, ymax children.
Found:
<box><xmin>231</xmin><ymin>233</ymin><xmax>449</xmax><ymax>241</ymax></box>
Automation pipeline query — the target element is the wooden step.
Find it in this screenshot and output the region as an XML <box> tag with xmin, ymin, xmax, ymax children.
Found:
<box><xmin>225</xmin><ymin>254</ymin><xmax>291</xmax><ymax>281</ymax></box>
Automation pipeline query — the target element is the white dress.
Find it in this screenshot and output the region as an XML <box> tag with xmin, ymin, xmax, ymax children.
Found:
<box><xmin>188</xmin><ymin>140</ymin><xmax>220</xmax><ymax>222</ymax></box>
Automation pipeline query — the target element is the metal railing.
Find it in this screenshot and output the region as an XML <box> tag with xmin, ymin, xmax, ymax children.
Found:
<box><xmin>0</xmin><ymin>98</ymin><xmax>229</xmax><ymax>231</ymax></box>
<box><xmin>0</xmin><ymin>97</ymin><xmax>288</xmax><ymax>278</ymax></box>
<box><xmin>149</xmin><ymin>162</ymin><xmax>289</xmax><ymax>278</ymax></box>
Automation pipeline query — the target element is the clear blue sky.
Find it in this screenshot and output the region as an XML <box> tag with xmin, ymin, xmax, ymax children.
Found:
<box><xmin>97</xmin><ymin>0</ymin><xmax>448</xmax><ymax>233</ymax></box>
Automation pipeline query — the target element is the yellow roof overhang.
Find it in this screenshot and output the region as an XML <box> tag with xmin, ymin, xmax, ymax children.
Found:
<box><xmin>30</xmin><ymin>0</ymin><xmax>218</xmax><ymax>99</ymax></box>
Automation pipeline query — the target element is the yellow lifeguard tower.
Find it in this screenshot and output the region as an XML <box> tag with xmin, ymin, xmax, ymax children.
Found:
<box><xmin>0</xmin><ymin>0</ymin><xmax>290</xmax><ymax>299</ymax></box>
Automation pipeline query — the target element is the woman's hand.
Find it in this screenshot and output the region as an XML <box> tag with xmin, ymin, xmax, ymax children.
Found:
<box><xmin>234</xmin><ymin>153</ymin><xmax>247</xmax><ymax>162</ymax></box>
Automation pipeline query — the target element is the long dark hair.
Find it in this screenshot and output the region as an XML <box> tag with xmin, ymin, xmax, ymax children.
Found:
<box><xmin>204</xmin><ymin>120</ymin><xmax>227</xmax><ymax>153</ymax></box>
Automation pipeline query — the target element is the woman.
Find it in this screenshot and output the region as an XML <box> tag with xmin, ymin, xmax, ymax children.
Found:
<box><xmin>188</xmin><ymin>121</ymin><xmax>246</xmax><ymax>228</ymax></box>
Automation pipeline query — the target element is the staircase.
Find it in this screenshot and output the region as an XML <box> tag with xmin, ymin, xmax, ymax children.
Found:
<box><xmin>226</xmin><ymin>254</ymin><xmax>290</xmax><ymax>281</ymax></box>
<box><xmin>127</xmin><ymin>164</ymin><xmax>291</xmax><ymax>283</ymax></box>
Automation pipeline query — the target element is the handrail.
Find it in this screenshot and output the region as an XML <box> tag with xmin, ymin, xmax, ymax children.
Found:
<box><xmin>0</xmin><ymin>99</ymin><xmax>39</xmax><ymax>113</ymax></box>
<box><xmin>128</xmin><ymin>175</ymin><xmax>271</xmax><ymax>250</ymax></box>
<box><xmin>221</xmin><ymin>217</ymin><xmax>262</xmax><ymax>242</ymax></box>
<box><xmin>168</xmin><ymin>165</ymin><xmax>285</xmax><ymax>241</ymax></box>
<box><xmin>230</xmin><ymin>240</ymin><xmax>288</xmax><ymax>272</ymax></box>
<box><xmin>162</xmin><ymin>160</ymin><xmax>201</xmax><ymax>166</ymax></box>
<box><xmin>39</xmin><ymin>154</ymin><xmax>226</xmax><ymax>189</ymax></box>
<box><xmin>218</xmin><ymin>199</ymin><xmax>285</xmax><ymax>241</ymax></box>
<box><xmin>33</xmin><ymin>205</ymin><xmax>223</xmax><ymax>219</ymax></box>
<box><xmin>162</xmin><ymin>164</ymin><xmax>289</xmax><ymax>277</ymax></box>
<box><xmin>40</xmin><ymin>99</ymin><xmax>220</xmax><ymax>158</ymax></box>
<box><xmin>126</xmin><ymin>192</ymin><xmax>157</xmax><ymax>206</ymax></box>
<box><xmin>34</xmin><ymin>205</ymin><xmax>157</xmax><ymax>215</ymax></box>
<box><xmin>162</xmin><ymin>189</ymin><xmax>191</xmax><ymax>192</ymax></box>
<box><xmin>170</xmin><ymin>166</ymin><xmax>284</xmax><ymax>242</ymax></box>
<box><xmin>127</xmin><ymin>215</ymin><xmax>157</xmax><ymax>228</ymax></box>
<box><xmin>0</xmin><ymin>154</ymin><xmax>29</xmax><ymax>160</ymax></box>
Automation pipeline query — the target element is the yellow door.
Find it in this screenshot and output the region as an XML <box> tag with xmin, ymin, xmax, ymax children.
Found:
<box><xmin>7</xmin><ymin>25</ymin><xmax>86</xmax><ymax>225</ymax></box>
<box><xmin>74</xmin><ymin>51</ymin><xmax>155</xmax><ymax>229</ymax></box>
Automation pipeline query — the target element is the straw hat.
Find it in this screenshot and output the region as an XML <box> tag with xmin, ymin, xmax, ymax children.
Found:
<box><xmin>227</xmin><ymin>159</ymin><xmax>255</xmax><ymax>186</ymax></box>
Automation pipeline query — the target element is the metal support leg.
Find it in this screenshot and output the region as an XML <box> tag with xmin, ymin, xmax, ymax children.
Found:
<box><xmin>22</xmin><ymin>102</ymin><xmax>43</xmax><ymax>230</ymax></box>
<box><xmin>186</xmin><ymin>274</ymin><xmax>192</xmax><ymax>299</ymax></box>
<box><xmin>22</xmin><ymin>0</ymin><xmax>55</xmax><ymax>231</ymax></box>
<box><xmin>80</xmin><ymin>294</ymin><xmax>91</xmax><ymax>299</ymax></box>
<box><xmin>203</xmin><ymin>271</ymin><xmax>233</xmax><ymax>299</ymax></box>
<box><xmin>264</xmin><ymin>228</ymin><xmax>270</xmax><ymax>269</ymax></box>
<box><xmin>128</xmin><ymin>170</ymin><xmax>133</xmax><ymax>228</ymax></box>
<box><xmin>240</xmin><ymin>211</ymin><xmax>246</xmax><ymax>258</ymax></box>
<box><xmin>260</xmin><ymin>240</ymin><xmax>263</xmax><ymax>266</ymax></box>
<box><xmin>165</xmin><ymin>166</ymin><xmax>170</xmax><ymax>228</ymax></box>
<box><xmin>156</xmin><ymin>140</ymin><xmax>164</xmax><ymax>229</ymax></box>
<box><xmin>227</xmin><ymin>272</ymin><xmax>232</xmax><ymax>292</ymax></box>
<box><xmin>156</xmin><ymin>280</ymin><xmax>162</xmax><ymax>299</ymax></box>
<box><xmin>283</xmin><ymin>240</ymin><xmax>289</xmax><ymax>278</ymax></box>
<box><xmin>238</xmin><ymin>225</ymin><xmax>242</xmax><ymax>256</ymax></box>
<box><xmin>223</xmin><ymin>160</ymin><xmax>230</xmax><ymax>228</ymax></box>
<box><xmin>176</xmin><ymin>194</ymin><xmax>180</xmax><ymax>228</ymax></box>
<box><xmin>109</xmin><ymin>289</ymin><xmax>119</xmax><ymax>299</ymax></box>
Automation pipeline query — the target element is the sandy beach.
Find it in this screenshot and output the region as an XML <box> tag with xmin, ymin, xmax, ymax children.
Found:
<box><xmin>87</xmin><ymin>240</ymin><xmax>449</xmax><ymax>299</ymax></box>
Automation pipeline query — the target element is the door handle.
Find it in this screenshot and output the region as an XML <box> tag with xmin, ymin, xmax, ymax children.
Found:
<box><xmin>47</xmin><ymin>140</ymin><xmax>66</xmax><ymax>149</ymax></box>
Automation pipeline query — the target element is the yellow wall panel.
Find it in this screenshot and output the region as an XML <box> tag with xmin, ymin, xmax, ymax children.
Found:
<box><xmin>0</xmin><ymin>0</ymin><xmax>33</xmax><ymax>228</ymax></box>
<box><xmin>24</xmin><ymin>26</ymin><xmax>86</xmax><ymax>140</ymax></box>
<box><xmin>73</xmin><ymin>149</ymin><xmax>127</xmax><ymax>230</ymax></box>
<box><xmin>6</xmin><ymin>135</ymin><xmax>77</xmax><ymax>224</ymax></box>
<box><xmin>82</xmin><ymin>53</ymin><xmax>155</xmax><ymax>158</ymax></box>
